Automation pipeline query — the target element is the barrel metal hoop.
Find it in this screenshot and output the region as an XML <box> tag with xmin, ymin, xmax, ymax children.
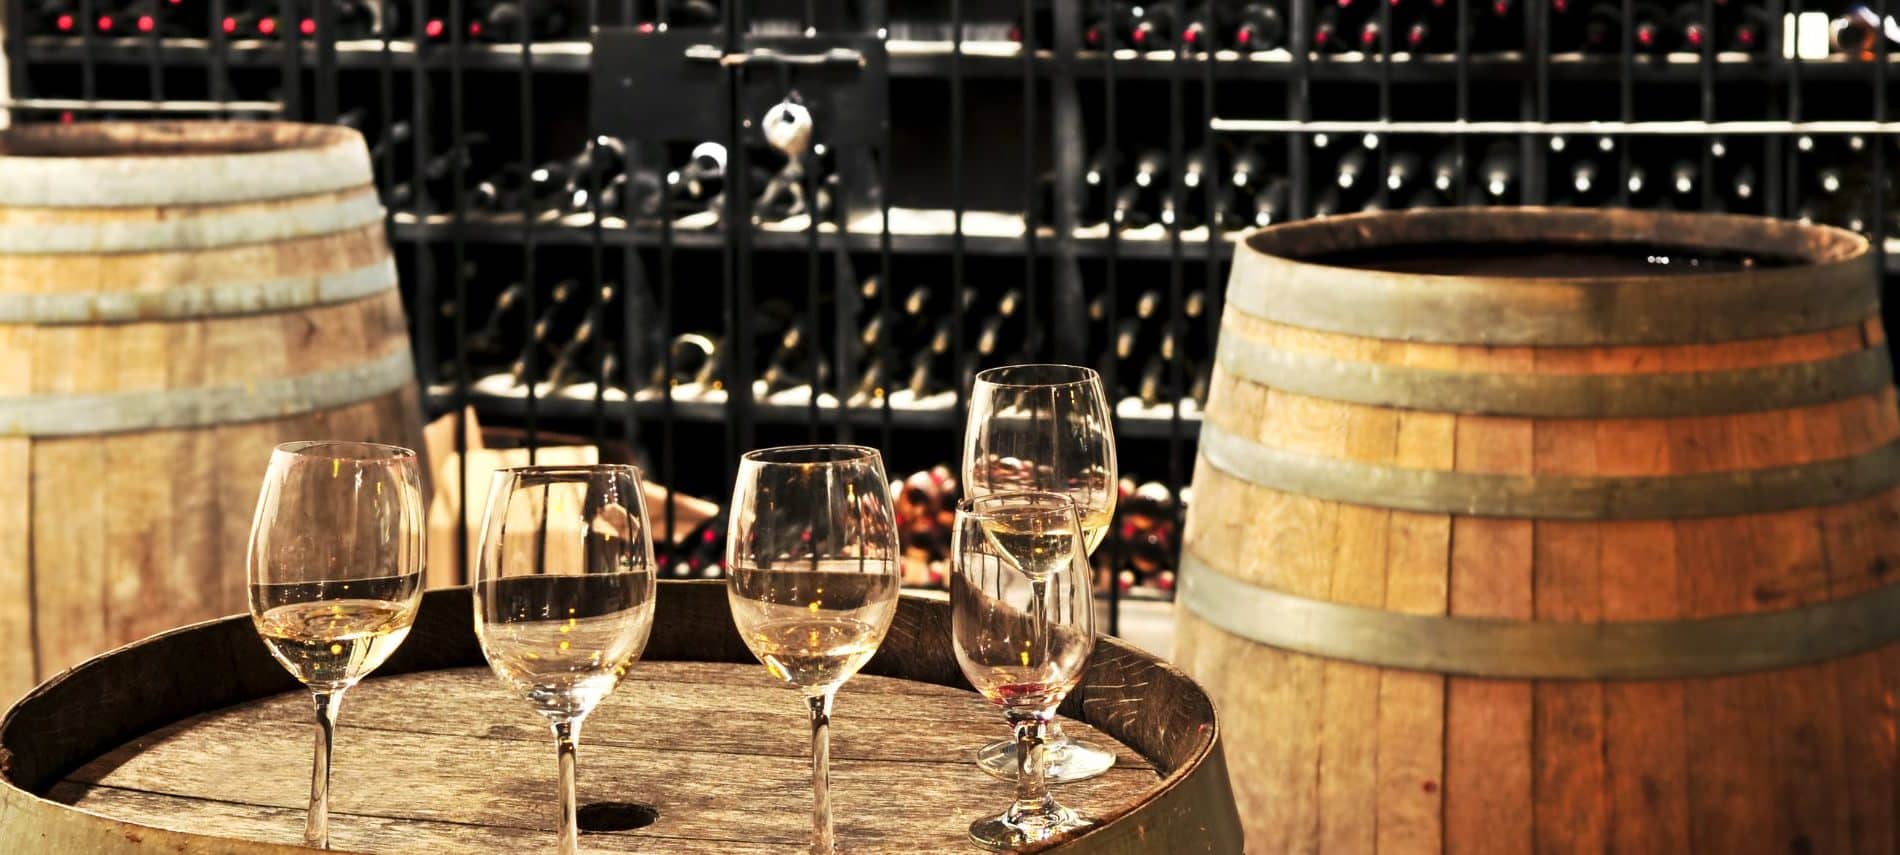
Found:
<box><xmin>0</xmin><ymin>192</ymin><xmax>384</xmax><ymax>254</ymax></box>
<box><xmin>0</xmin><ymin>139</ymin><xmax>371</xmax><ymax>208</ymax></box>
<box><xmin>1178</xmin><ymin>552</ymin><xmax>1900</xmax><ymax>679</ymax></box>
<box><xmin>0</xmin><ymin>347</ymin><xmax>414</xmax><ymax>436</ymax></box>
<box><xmin>1198</xmin><ymin>421</ymin><xmax>1900</xmax><ymax>520</ymax></box>
<box><xmin>1218</xmin><ymin>333</ymin><xmax>1896</xmax><ymax>417</ymax></box>
<box><xmin>0</xmin><ymin>258</ymin><xmax>396</xmax><ymax>324</ymax></box>
<box><xmin>1225</xmin><ymin>249</ymin><xmax>1879</xmax><ymax>346</ymax></box>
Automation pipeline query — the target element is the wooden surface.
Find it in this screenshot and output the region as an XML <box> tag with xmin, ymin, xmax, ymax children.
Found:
<box><xmin>0</xmin><ymin>121</ymin><xmax>424</xmax><ymax>704</ymax></box>
<box><xmin>2</xmin><ymin>583</ymin><xmax>1244</xmax><ymax>854</ymax></box>
<box><xmin>1177</xmin><ymin>209</ymin><xmax>1900</xmax><ymax>854</ymax></box>
<box><xmin>48</xmin><ymin>662</ymin><xmax>1154</xmax><ymax>853</ymax></box>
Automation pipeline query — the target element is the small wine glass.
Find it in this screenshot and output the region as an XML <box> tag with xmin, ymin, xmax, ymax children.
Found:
<box><xmin>474</xmin><ymin>465</ymin><xmax>659</xmax><ymax>855</ymax></box>
<box><xmin>248</xmin><ymin>441</ymin><xmax>426</xmax><ymax>849</ymax></box>
<box><xmin>963</xmin><ymin>363</ymin><xmax>1118</xmax><ymax>782</ymax></box>
<box><xmin>727</xmin><ymin>445</ymin><xmax>902</xmax><ymax>855</ymax></box>
<box><xmin>951</xmin><ymin>492</ymin><xmax>1098</xmax><ymax>849</ymax></box>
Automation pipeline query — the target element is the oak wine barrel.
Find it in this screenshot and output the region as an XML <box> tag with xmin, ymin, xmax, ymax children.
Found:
<box><xmin>1176</xmin><ymin>208</ymin><xmax>1900</xmax><ymax>854</ymax></box>
<box><xmin>0</xmin><ymin>121</ymin><xmax>424</xmax><ymax>703</ymax></box>
<box><xmin>0</xmin><ymin>582</ymin><xmax>1243</xmax><ymax>853</ymax></box>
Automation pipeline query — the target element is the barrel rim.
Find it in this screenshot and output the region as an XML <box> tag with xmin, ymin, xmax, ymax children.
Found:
<box><xmin>0</xmin><ymin>121</ymin><xmax>359</xmax><ymax>160</ymax></box>
<box><xmin>1241</xmin><ymin>207</ymin><xmax>1870</xmax><ymax>276</ymax></box>
<box><xmin>1229</xmin><ymin>207</ymin><xmax>1879</xmax><ymax>345</ymax></box>
<box><xmin>0</xmin><ymin>121</ymin><xmax>373</xmax><ymax>209</ymax></box>
<box><xmin>0</xmin><ymin>582</ymin><xmax>1242</xmax><ymax>854</ymax></box>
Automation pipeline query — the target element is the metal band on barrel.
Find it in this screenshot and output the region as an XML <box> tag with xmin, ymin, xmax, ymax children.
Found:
<box><xmin>1178</xmin><ymin>552</ymin><xmax>1900</xmax><ymax>679</ymax></box>
<box><xmin>1198</xmin><ymin>422</ymin><xmax>1900</xmax><ymax>520</ymax></box>
<box><xmin>0</xmin><ymin>191</ymin><xmax>384</xmax><ymax>254</ymax></box>
<box><xmin>0</xmin><ymin>258</ymin><xmax>396</xmax><ymax>324</ymax></box>
<box><xmin>1224</xmin><ymin>243</ymin><xmax>1878</xmax><ymax>346</ymax></box>
<box><xmin>0</xmin><ymin>347</ymin><xmax>414</xmax><ymax>436</ymax></box>
<box><xmin>1217</xmin><ymin>333</ymin><xmax>1895</xmax><ymax>418</ymax></box>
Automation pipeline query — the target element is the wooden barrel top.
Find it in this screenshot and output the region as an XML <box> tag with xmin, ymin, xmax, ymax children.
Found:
<box><xmin>48</xmin><ymin>663</ymin><xmax>1152</xmax><ymax>853</ymax></box>
<box><xmin>2</xmin><ymin>583</ymin><xmax>1242</xmax><ymax>854</ymax></box>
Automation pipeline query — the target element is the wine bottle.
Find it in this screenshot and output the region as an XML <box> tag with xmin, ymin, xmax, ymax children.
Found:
<box><xmin>1358</xmin><ymin>18</ymin><xmax>1385</xmax><ymax>52</ymax></box>
<box><xmin>1631</xmin><ymin>2</ymin><xmax>1670</xmax><ymax>53</ymax></box>
<box><xmin>1130</xmin><ymin>3</ymin><xmax>1175</xmax><ymax>49</ymax></box>
<box><xmin>1335</xmin><ymin>146</ymin><xmax>1369</xmax><ymax>191</ymax></box>
<box><xmin>390</xmin><ymin>144</ymin><xmax>482</xmax><ymax>211</ymax></box>
<box><xmin>1668</xmin><ymin>159</ymin><xmax>1699</xmax><ymax>205</ymax></box>
<box><xmin>1181</xmin><ymin>3</ymin><xmax>1227</xmax><ymax>52</ymax></box>
<box><xmin>1404</xmin><ymin>16</ymin><xmax>1443</xmax><ymax>52</ymax></box>
<box><xmin>1230</xmin><ymin>140</ymin><xmax>1274</xmax><ymax>191</ymax></box>
<box><xmin>1313</xmin><ymin>6</ymin><xmax>1346</xmax><ymax>52</ymax></box>
<box><xmin>1430</xmin><ymin>147</ymin><xmax>1462</xmax><ymax>195</ymax></box>
<box><xmin>35</xmin><ymin>0</ymin><xmax>80</xmax><ymax>35</ymax></box>
<box><xmin>1085</xmin><ymin>146</ymin><xmax>1120</xmax><ymax>189</ymax></box>
<box><xmin>543</xmin><ymin>284</ymin><xmax>615</xmax><ymax>390</ymax></box>
<box><xmin>1313</xmin><ymin>185</ymin><xmax>1346</xmax><ymax>218</ymax></box>
<box><xmin>1252</xmin><ymin>177</ymin><xmax>1291</xmax><ymax>226</ymax></box>
<box><xmin>1131</xmin><ymin>149</ymin><xmax>1168</xmax><ymax>190</ymax></box>
<box><xmin>674</xmin><ymin>141</ymin><xmax>728</xmax><ymax>209</ymax></box>
<box><xmin>1672</xmin><ymin>4</ymin><xmax>1709</xmax><ymax>52</ymax></box>
<box><xmin>1729</xmin><ymin>6</ymin><xmax>1770</xmax><ymax>52</ymax></box>
<box><xmin>1084</xmin><ymin>1</ymin><xmax>1137</xmax><ymax>49</ymax></box>
<box><xmin>1580</xmin><ymin>2</ymin><xmax>1620</xmax><ymax>51</ymax></box>
<box><xmin>466</xmin><ymin>280</ymin><xmax>526</xmax><ymax>355</ymax></box>
<box><xmin>1008</xmin><ymin>2</ymin><xmax>1054</xmax><ymax>49</ymax></box>
<box><xmin>1112</xmin><ymin>184</ymin><xmax>1157</xmax><ymax>229</ymax></box>
<box><xmin>1233</xmin><ymin>2</ymin><xmax>1285</xmax><ymax>51</ymax></box>
<box><xmin>479</xmin><ymin>0</ymin><xmax>569</xmax><ymax>41</ymax></box>
<box><xmin>1725</xmin><ymin>164</ymin><xmax>1759</xmax><ymax>208</ymax></box>
<box><xmin>1568</xmin><ymin>157</ymin><xmax>1603</xmax><ymax>200</ymax></box>
<box><xmin>758</xmin><ymin>319</ymin><xmax>825</xmax><ymax>396</ymax></box>
<box><xmin>1385</xmin><ymin>151</ymin><xmax>1422</xmax><ymax>195</ymax></box>
<box><xmin>1478</xmin><ymin>142</ymin><xmax>1518</xmax><ymax>201</ymax></box>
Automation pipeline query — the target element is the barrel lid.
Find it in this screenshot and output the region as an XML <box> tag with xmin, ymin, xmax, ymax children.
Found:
<box><xmin>0</xmin><ymin>121</ymin><xmax>372</xmax><ymax>208</ymax></box>
<box><xmin>1230</xmin><ymin>208</ymin><xmax>1877</xmax><ymax>346</ymax></box>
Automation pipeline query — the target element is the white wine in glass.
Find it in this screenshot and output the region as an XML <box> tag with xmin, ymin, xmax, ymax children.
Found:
<box><xmin>727</xmin><ymin>445</ymin><xmax>902</xmax><ymax>855</ymax></box>
<box><xmin>475</xmin><ymin>465</ymin><xmax>659</xmax><ymax>855</ymax></box>
<box><xmin>963</xmin><ymin>363</ymin><xmax>1118</xmax><ymax>782</ymax></box>
<box><xmin>248</xmin><ymin>441</ymin><xmax>426</xmax><ymax>850</ymax></box>
<box><xmin>953</xmin><ymin>492</ymin><xmax>1097</xmax><ymax>849</ymax></box>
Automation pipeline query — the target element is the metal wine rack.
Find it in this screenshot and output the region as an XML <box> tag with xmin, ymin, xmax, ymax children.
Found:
<box><xmin>5</xmin><ymin>0</ymin><xmax>1896</xmax><ymax>641</ymax></box>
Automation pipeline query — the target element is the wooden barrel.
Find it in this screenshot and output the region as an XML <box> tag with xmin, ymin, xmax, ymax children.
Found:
<box><xmin>0</xmin><ymin>121</ymin><xmax>423</xmax><ymax>703</ymax></box>
<box><xmin>1175</xmin><ymin>207</ymin><xmax>1900</xmax><ymax>854</ymax></box>
<box><xmin>0</xmin><ymin>582</ymin><xmax>1243</xmax><ymax>853</ymax></box>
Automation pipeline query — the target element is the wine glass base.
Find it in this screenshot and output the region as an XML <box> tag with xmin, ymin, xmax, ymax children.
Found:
<box><xmin>974</xmin><ymin>735</ymin><xmax>1118</xmax><ymax>783</ymax></box>
<box><xmin>969</xmin><ymin>806</ymin><xmax>1091</xmax><ymax>851</ymax></box>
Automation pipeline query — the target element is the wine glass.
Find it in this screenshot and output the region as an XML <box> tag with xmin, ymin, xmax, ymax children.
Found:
<box><xmin>962</xmin><ymin>363</ymin><xmax>1118</xmax><ymax>782</ymax></box>
<box><xmin>248</xmin><ymin>441</ymin><xmax>426</xmax><ymax>849</ymax></box>
<box><xmin>727</xmin><ymin>445</ymin><xmax>902</xmax><ymax>855</ymax></box>
<box><xmin>474</xmin><ymin>465</ymin><xmax>658</xmax><ymax>855</ymax></box>
<box><xmin>951</xmin><ymin>492</ymin><xmax>1097</xmax><ymax>849</ymax></box>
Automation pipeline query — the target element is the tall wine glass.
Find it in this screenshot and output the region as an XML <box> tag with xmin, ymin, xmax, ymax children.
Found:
<box><xmin>248</xmin><ymin>441</ymin><xmax>426</xmax><ymax>849</ymax></box>
<box><xmin>727</xmin><ymin>445</ymin><xmax>902</xmax><ymax>855</ymax></box>
<box><xmin>963</xmin><ymin>363</ymin><xmax>1117</xmax><ymax>781</ymax></box>
<box><xmin>952</xmin><ymin>492</ymin><xmax>1097</xmax><ymax>849</ymax></box>
<box><xmin>474</xmin><ymin>465</ymin><xmax>658</xmax><ymax>855</ymax></box>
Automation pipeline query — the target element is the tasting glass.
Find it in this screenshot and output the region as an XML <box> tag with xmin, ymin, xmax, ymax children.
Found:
<box><xmin>474</xmin><ymin>465</ymin><xmax>658</xmax><ymax>855</ymax></box>
<box><xmin>963</xmin><ymin>363</ymin><xmax>1117</xmax><ymax>781</ymax></box>
<box><xmin>951</xmin><ymin>492</ymin><xmax>1098</xmax><ymax>849</ymax></box>
<box><xmin>727</xmin><ymin>445</ymin><xmax>902</xmax><ymax>855</ymax></box>
<box><xmin>248</xmin><ymin>441</ymin><xmax>426</xmax><ymax>850</ymax></box>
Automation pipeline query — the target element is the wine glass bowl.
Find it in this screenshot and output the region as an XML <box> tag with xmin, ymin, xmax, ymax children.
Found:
<box><xmin>963</xmin><ymin>364</ymin><xmax>1119</xmax><ymax>782</ymax></box>
<box><xmin>247</xmin><ymin>440</ymin><xmax>426</xmax><ymax>849</ymax></box>
<box><xmin>726</xmin><ymin>444</ymin><xmax>902</xmax><ymax>854</ymax></box>
<box><xmin>473</xmin><ymin>464</ymin><xmax>658</xmax><ymax>855</ymax></box>
<box><xmin>952</xmin><ymin>492</ymin><xmax>1097</xmax><ymax>849</ymax></box>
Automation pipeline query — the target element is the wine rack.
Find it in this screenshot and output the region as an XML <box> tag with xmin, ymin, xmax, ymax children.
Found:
<box><xmin>8</xmin><ymin>0</ymin><xmax>1897</xmax><ymax>639</ymax></box>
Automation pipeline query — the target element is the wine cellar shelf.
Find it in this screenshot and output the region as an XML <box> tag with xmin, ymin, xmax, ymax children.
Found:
<box><xmin>11</xmin><ymin>0</ymin><xmax>1899</xmax><ymax>629</ymax></box>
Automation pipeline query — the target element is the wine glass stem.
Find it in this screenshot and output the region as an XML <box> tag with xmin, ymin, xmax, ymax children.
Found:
<box><xmin>1009</xmin><ymin>715</ymin><xmax>1057</xmax><ymax>823</ymax></box>
<box><xmin>306</xmin><ymin>690</ymin><xmax>344</xmax><ymax>849</ymax></box>
<box><xmin>552</xmin><ymin>718</ymin><xmax>583</xmax><ymax>855</ymax></box>
<box><xmin>807</xmin><ymin>689</ymin><xmax>837</xmax><ymax>855</ymax></box>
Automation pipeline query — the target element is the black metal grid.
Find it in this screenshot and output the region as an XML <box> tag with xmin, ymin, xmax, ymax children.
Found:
<box><xmin>6</xmin><ymin>0</ymin><xmax>1898</xmax><ymax>639</ymax></box>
